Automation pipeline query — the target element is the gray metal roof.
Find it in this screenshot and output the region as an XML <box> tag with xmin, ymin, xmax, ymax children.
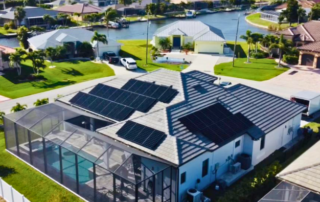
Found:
<box><xmin>291</xmin><ymin>90</ymin><xmax>320</xmax><ymax>101</ymax></box>
<box><xmin>153</xmin><ymin>20</ymin><xmax>226</xmax><ymax>42</ymax></box>
<box><xmin>59</xmin><ymin>69</ymin><xmax>305</xmax><ymax>166</ymax></box>
<box><xmin>0</xmin><ymin>6</ymin><xmax>58</xmax><ymax>20</ymax></box>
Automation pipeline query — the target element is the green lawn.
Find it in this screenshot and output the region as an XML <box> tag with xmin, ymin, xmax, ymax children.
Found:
<box><xmin>0</xmin><ymin>27</ymin><xmax>16</xmax><ymax>35</ymax></box>
<box><xmin>247</xmin><ymin>13</ymin><xmax>298</xmax><ymax>29</ymax></box>
<box><xmin>0</xmin><ymin>129</ymin><xmax>83</xmax><ymax>202</ymax></box>
<box><xmin>0</xmin><ymin>60</ymin><xmax>115</xmax><ymax>99</ymax></box>
<box><xmin>119</xmin><ymin>40</ymin><xmax>188</xmax><ymax>72</ymax></box>
<box><xmin>125</xmin><ymin>15</ymin><xmax>166</xmax><ymax>21</ymax></box>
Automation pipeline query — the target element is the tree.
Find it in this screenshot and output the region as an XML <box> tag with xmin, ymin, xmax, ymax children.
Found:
<box><xmin>159</xmin><ymin>3</ymin><xmax>167</xmax><ymax>14</ymax></box>
<box><xmin>0</xmin><ymin>111</ymin><xmax>5</xmax><ymax>124</ymax></box>
<box><xmin>240</xmin><ymin>30</ymin><xmax>253</xmax><ymax>63</ymax></box>
<box><xmin>58</xmin><ymin>13</ymin><xmax>69</xmax><ymax>25</ymax></box>
<box><xmin>278</xmin><ymin>15</ymin><xmax>284</xmax><ymax>28</ymax></box>
<box><xmin>45</xmin><ymin>47</ymin><xmax>57</xmax><ymax>65</ymax></box>
<box><xmin>146</xmin><ymin>4</ymin><xmax>157</xmax><ymax>15</ymax></box>
<box><xmin>118</xmin><ymin>0</ymin><xmax>132</xmax><ymax>6</ymax></box>
<box><xmin>251</xmin><ymin>33</ymin><xmax>264</xmax><ymax>53</ymax></box>
<box><xmin>104</xmin><ymin>9</ymin><xmax>118</xmax><ymax>33</ymax></box>
<box><xmin>24</xmin><ymin>0</ymin><xmax>36</xmax><ymax>6</ymax></box>
<box><xmin>280</xmin><ymin>0</ymin><xmax>299</xmax><ymax>26</ymax></box>
<box><xmin>43</xmin><ymin>14</ymin><xmax>55</xmax><ymax>28</ymax></box>
<box><xmin>297</xmin><ymin>7</ymin><xmax>306</xmax><ymax>24</ymax></box>
<box><xmin>158</xmin><ymin>37</ymin><xmax>170</xmax><ymax>50</ymax></box>
<box><xmin>26</xmin><ymin>50</ymin><xmax>46</xmax><ymax>75</ymax></box>
<box><xmin>9</xmin><ymin>48</ymin><xmax>26</xmax><ymax>76</ymax></box>
<box><xmin>14</xmin><ymin>6</ymin><xmax>26</xmax><ymax>27</ymax></box>
<box><xmin>17</xmin><ymin>26</ymin><xmax>29</xmax><ymax>49</ymax></box>
<box><xmin>34</xmin><ymin>98</ymin><xmax>49</xmax><ymax>106</ymax></box>
<box><xmin>269</xmin><ymin>34</ymin><xmax>289</xmax><ymax>67</ymax></box>
<box><xmin>77</xmin><ymin>41</ymin><xmax>93</xmax><ymax>57</ymax></box>
<box><xmin>309</xmin><ymin>3</ymin><xmax>320</xmax><ymax>21</ymax></box>
<box><xmin>91</xmin><ymin>31</ymin><xmax>107</xmax><ymax>60</ymax></box>
<box><xmin>11</xmin><ymin>103</ymin><xmax>27</xmax><ymax>112</ymax></box>
<box><xmin>29</xmin><ymin>25</ymin><xmax>45</xmax><ymax>33</ymax></box>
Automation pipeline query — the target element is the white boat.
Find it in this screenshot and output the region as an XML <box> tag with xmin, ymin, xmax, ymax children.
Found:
<box><xmin>186</xmin><ymin>10</ymin><xmax>196</xmax><ymax>18</ymax></box>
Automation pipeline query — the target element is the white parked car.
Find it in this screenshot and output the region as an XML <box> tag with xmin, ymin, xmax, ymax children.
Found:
<box><xmin>120</xmin><ymin>58</ymin><xmax>138</xmax><ymax>70</ymax></box>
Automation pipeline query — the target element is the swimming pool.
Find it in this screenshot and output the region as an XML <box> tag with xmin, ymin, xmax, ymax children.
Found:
<box><xmin>46</xmin><ymin>146</ymin><xmax>94</xmax><ymax>184</ymax></box>
<box><xmin>154</xmin><ymin>57</ymin><xmax>189</xmax><ymax>64</ymax></box>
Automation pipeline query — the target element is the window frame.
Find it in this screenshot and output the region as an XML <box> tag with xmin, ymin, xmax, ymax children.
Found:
<box><xmin>202</xmin><ymin>159</ymin><xmax>209</xmax><ymax>177</ymax></box>
<box><xmin>260</xmin><ymin>136</ymin><xmax>265</xmax><ymax>150</ymax></box>
<box><xmin>235</xmin><ymin>140</ymin><xmax>241</xmax><ymax>148</ymax></box>
<box><xmin>181</xmin><ymin>172</ymin><xmax>186</xmax><ymax>184</ymax></box>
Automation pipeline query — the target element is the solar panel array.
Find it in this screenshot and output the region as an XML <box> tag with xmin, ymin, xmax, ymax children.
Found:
<box><xmin>69</xmin><ymin>92</ymin><xmax>135</xmax><ymax>121</ymax></box>
<box><xmin>89</xmin><ymin>84</ymin><xmax>157</xmax><ymax>113</ymax></box>
<box><xmin>179</xmin><ymin>103</ymin><xmax>254</xmax><ymax>144</ymax></box>
<box><xmin>117</xmin><ymin>121</ymin><xmax>167</xmax><ymax>150</ymax></box>
<box><xmin>121</xmin><ymin>79</ymin><xmax>178</xmax><ymax>103</ymax></box>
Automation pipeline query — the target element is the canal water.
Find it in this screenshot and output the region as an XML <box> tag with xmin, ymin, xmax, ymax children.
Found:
<box><xmin>0</xmin><ymin>10</ymin><xmax>269</xmax><ymax>48</ymax></box>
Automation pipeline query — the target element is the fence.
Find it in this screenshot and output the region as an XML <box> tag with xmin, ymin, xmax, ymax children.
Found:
<box><xmin>0</xmin><ymin>178</ymin><xmax>30</xmax><ymax>202</ymax></box>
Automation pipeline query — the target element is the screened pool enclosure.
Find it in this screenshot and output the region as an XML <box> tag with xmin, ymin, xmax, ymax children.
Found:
<box><xmin>4</xmin><ymin>103</ymin><xmax>177</xmax><ymax>202</ymax></box>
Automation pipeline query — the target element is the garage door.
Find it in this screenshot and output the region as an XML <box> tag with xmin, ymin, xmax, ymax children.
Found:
<box><xmin>301</xmin><ymin>54</ymin><xmax>314</xmax><ymax>66</ymax></box>
<box><xmin>196</xmin><ymin>43</ymin><xmax>220</xmax><ymax>54</ymax></box>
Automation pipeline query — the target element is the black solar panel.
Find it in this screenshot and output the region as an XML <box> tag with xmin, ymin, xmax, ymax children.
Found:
<box><xmin>179</xmin><ymin>103</ymin><xmax>254</xmax><ymax>145</ymax></box>
<box><xmin>69</xmin><ymin>92</ymin><xmax>135</xmax><ymax>121</ymax></box>
<box><xmin>88</xmin><ymin>84</ymin><xmax>157</xmax><ymax>113</ymax></box>
<box><xmin>117</xmin><ymin>121</ymin><xmax>166</xmax><ymax>150</ymax></box>
<box><xmin>121</xmin><ymin>79</ymin><xmax>178</xmax><ymax>103</ymax></box>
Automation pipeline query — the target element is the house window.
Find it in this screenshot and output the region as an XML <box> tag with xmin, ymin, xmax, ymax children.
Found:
<box><xmin>235</xmin><ymin>140</ymin><xmax>241</xmax><ymax>148</ymax></box>
<box><xmin>260</xmin><ymin>136</ymin><xmax>265</xmax><ymax>150</ymax></box>
<box><xmin>202</xmin><ymin>159</ymin><xmax>209</xmax><ymax>177</ymax></box>
<box><xmin>181</xmin><ymin>172</ymin><xmax>186</xmax><ymax>184</ymax></box>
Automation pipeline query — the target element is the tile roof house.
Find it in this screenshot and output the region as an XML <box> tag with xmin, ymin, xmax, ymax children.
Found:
<box><xmin>28</xmin><ymin>28</ymin><xmax>122</xmax><ymax>57</ymax></box>
<box><xmin>55</xmin><ymin>3</ymin><xmax>102</xmax><ymax>21</ymax></box>
<box><xmin>0</xmin><ymin>6</ymin><xmax>59</xmax><ymax>27</ymax></box>
<box><xmin>259</xmin><ymin>140</ymin><xmax>320</xmax><ymax>202</ymax></box>
<box><xmin>3</xmin><ymin>69</ymin><xmax>306</xmax><ymax>202</ymax></box>
<box><xmin>279</xmin><ymin>20</ymin><xmax>320</xmax><ymax>68</ymax></box>
<box><xmin>151</xmin><ymin>21</ymin><xmax>226</xmax><ymax>54</ymax></box>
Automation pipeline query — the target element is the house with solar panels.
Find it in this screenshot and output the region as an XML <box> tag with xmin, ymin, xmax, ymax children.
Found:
<box><xmin>3</xmin><ymin>69</ymin><xmax>305</xmax><ymax>202</ymax></box>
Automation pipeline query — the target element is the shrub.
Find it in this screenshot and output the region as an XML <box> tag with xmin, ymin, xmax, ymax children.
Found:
<box><xmin>283</xmin><ymin>54</ymin><xmax>298</xmax><ymax>64</ymax></box>
<box><xmin>77</xmin><ymin>41</ymin><xmax>93</xmax><ymax>57</ymax></box>
<box><xmin>158</xmin><ymin>37</ymin><xmax>171</xmax><ymax>50</ymax></box>
<box><xmin>3</xmin><ymin>23</ymin><xmax>9</xmax><ymax>30</ymax></box>
<box><xmin>251</xmin><ymin>51</ymin><xmax>267</xmax><ymax>59</ymax></box>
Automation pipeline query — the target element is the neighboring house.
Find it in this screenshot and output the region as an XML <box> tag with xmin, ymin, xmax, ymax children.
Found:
<box><xmin>151</xmin><ymin>21</ymin><xmax>226</xmax><ymax>54</ymax></box>
<box><xmin>260</xmin><ymin>10</ymin><xmax>282</xmax><ymax>23</ymax></box>
<box><xmin>259</xmin><ymin>140</ymin><xmax>320</xmax><ymax>202</ymax></box>
<box><xmin>55</xmin><ymin>3</ymin><xmax>102</xmax><ymax>21</ymax></box>
<box><xmin>47</xmin><ymin>0</ymin><xmax>119</xmax><ymax>7</ymax></box>
<box><xmin>27</xmin><ymin>28</ymin><xmax>122</xmax><ymax>57</ymax></box>
<box><xmin>279</xmin><ymin>20</ymin><xmax>320</xmax><ymax>68</ymax></box>
<box><xmin>0</xmin><ymin>45</ymin><xmax>15</xmax><ymax>71</ymax></box>
<box><xmin>171</xmin><ymin>0</ymin><xmax>221</xmax><ymax>9</ymax></box>
<box><xmin>0</xmin><ymin>6</ymin><xmax>59</xmax><ymax>27</ymax></box>
<box><xmin>3</xmin><ymin>69</ymin><xmax>305</xmax><ymax>202</ymax></box>
<box><xmin>275</xmin><ymin>0</ymin><xmax>317</xmax><ymax>15</ymax></box>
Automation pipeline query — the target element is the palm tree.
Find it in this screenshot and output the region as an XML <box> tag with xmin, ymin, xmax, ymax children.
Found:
<box><xmin>11</xmin><ymin>103</ymin><xmax>27</xmax><ymax>112</ymax></box>
<box><xmin>9</xmin><ymin>48</ymin><xmax>26</xmax><ymax>76</ymax></box>
<box><xmin>45</xmin><ymin>47</ymin><xmax>56</xmax><ymax>65</ymax></box>
<box><xmin>34</xmin><ymin>98</ymin><xmax>49</xmax><ymax>106</ymax></box>
<box><xmin>26</xmin><ymin>50</ymin><xmax>46</xmax><ymax>75</ymax></box>
<box><xmin>240</xmin><ymin>30</ymin><xmax>253</xmax><ymax>63</ymax></box>
<box><xmin>43</xmin><ymin>14</ymin><xmax>53</xmax><ymax>28</ymax></box>
<box><xmin>297</xmin><ymin>7</ymin><xmax>306</xmax><ymax>24</ymax></box>
<box><xmin>91</xmin><ymin>31</ymin><xmax>107</xmax><ymax>61</ymax></box>
<box><xmin>14</xmin><ymin>6</ymin><xmax>26</xmax><ymax>27</ymax></box>
<box><xmin>104</xmin><ymin>9</ymin><xmax>118</xmax><ymax>35</ymax></box>
<box><xmin>251</xmin><ymin>33</ymin><xmax>264</xmax><ymax>53</ymax></box>
<box><xmin>269</xmin><ymin>34</ymin><xmax>287</xmax><ymax>67</ymax></box>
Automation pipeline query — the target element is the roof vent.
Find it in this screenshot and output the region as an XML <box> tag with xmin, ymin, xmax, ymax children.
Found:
<box><xmin>193</xmin><ymin>84</ymin><xmax>207</xmax><ymax>94</ymax></box>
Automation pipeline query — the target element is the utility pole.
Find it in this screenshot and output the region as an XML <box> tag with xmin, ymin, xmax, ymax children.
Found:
<box><xmin>145</xmin><ymin>12</ymin><xmax>150</xmax><ymax>65</ymax></box>
<box><xmin>232</xmin><ymin>14</ymin><xmax>240</xmax><ymax>67</ymax></box>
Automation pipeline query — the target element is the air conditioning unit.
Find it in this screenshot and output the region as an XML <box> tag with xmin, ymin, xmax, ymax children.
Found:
<box><xmin>231</xmin><ymin>162</ymin><xmax>241</xmax><ymax>174</ymax></box>
<box><xmin>187</xmin><ymin>189</ymin><xmax>201</xmax><ymax>202</ymax></box>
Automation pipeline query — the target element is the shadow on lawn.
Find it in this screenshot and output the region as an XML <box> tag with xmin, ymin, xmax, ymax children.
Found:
<box><xmin>0</xmin><ymin>165</ymin><xmax>16</xmax><ymax>178</ymax></box>
<box><xmin>119</xmin><ymin>50</ymin><xmax>141</xmax><ymax>61</ymax></box>
<box><xmin>2</xmin><ymin>65</ymin><xmax>46</xmax><ymax>84</ymax></box>
<box><xmin>227</xmin><ymin>43</ymin><xmax>247</xmax><ymax>58</ymax></box>
<box><xmin>31</xmin><ymin>80</ymin><xmax>76</xmax><ymax>89</ymax></box>
<box><xmin>61</xmin><ymin>68</ymin><xmax>83</xmax><ymax>76</ymax></box>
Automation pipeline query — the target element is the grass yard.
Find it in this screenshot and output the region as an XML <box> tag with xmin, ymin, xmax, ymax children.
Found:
<box><xmin>119</xmin><ymin>40</ymin><xmax>188</xmax><ymax>72</ymax></box>
<box><xmin>246</xmin><ymin>13</ymin><xmax>298</xmax><ymax>29</ymax></box>
<box><xmin>0</xmin><ymin>60</ymin><xmax>115</xmax><ymax>99</ymax></box>
<box><xmin>0</xmin><ymin>129</ymin><xmax>83</xmax><ymax>202</ymax></box>
<box><xmin>0</xmin><ymin>27</ymin><xmax>16</xmax><ymax>35</ymax></box>
<box><xmin>125</xmin><ymin>15</ymin><xmax>166</xmax><ymax>21</ymax></box>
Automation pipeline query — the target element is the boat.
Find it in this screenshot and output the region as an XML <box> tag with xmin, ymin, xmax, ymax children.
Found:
<box><xmin>117</xmin><ymin>18</ymin><xmax>129</xmax><ymax>28</ymax></box>
<box><xmin>186</xmin><ymin>10</ymin><xmax>196</xmax><ymax>18</ymax></box>
<box><xmin>108</xmin><ymin>21</ymin><xmax>120</xmax><ymax>29</ymax></box>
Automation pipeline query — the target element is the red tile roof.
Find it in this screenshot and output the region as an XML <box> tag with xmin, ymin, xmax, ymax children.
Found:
<box><xmin>55</xmin><ymin>3</ymin><xmax>102</xmax><ymax>14</ymax></box>
<box><xmin>0</xmin><ymin>45</ymin><xmax>15</xmax><ymax>54</ymax></box>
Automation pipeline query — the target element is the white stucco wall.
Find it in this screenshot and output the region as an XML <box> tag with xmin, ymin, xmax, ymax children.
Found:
<box><xmin>251</xmin><ymin>114</ymin><xmax>301</xmax><ymax>165</ymax></box>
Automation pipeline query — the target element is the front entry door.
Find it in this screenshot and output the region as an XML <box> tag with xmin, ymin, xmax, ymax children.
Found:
<box><xmin>172</xmin><ymin>36</ymin><xmax>181</xmax><ymax>49</ymax></box>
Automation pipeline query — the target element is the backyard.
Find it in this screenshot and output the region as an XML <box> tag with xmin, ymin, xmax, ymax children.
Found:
<box><xmin>0</xmin><ymin>129</ymin><xmax>83</xmax><ymax>202</ymax></box>
<box><xmin>246</xmin><ymin>13</ymin><xmax>298</xmax><ymax>29</ymax></box>
<box><xmin>0</xmin><ymin>60</ymin><xmax>114</xmax><ymax>99</ymax></box>
<box><xmin>119</xmin><ymin>40</ymin><xmax>188</xmax><ymax>72</ymax></box>
<box><xmin>0</xmin><ymin>27</ymin><xmax>16</xmax><ymax>35</ymax></box>
<box><xmin>214</xmin><ymin>41</ymin><xmax>288</xmax><ymax>81</ymax></box>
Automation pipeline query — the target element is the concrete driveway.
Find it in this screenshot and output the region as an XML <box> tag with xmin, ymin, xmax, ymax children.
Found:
<box><xmin>103</xmin><ymin>60</ymin><xmax>146</xmax><ymax>77</ymax></box>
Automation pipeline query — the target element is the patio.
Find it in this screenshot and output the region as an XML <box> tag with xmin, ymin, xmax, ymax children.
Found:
<box><xmin>3</xmin><ymin>103</ymin><xmax>177</xmax><ymax>202</ymax></box>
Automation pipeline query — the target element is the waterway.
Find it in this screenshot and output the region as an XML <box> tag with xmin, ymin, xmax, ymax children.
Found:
<box><xmin>0</xmin><ymin>10</ymin><xmax>270</xmax><ymax>48</ymax></box>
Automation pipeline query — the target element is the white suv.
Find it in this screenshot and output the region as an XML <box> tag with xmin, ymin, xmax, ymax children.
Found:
<box><xmin>120</xmin><ymin>58</ymin><xmax>137</xmax><ymax>70</ymax></box>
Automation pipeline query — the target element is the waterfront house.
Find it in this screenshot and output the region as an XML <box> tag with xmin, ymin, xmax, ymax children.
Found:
<box><xmin>28</xmin><ymin>28</ymin><xmax>122</xmax><ymax>57</ymax></box>
<box><xmin>151</xmin><ymin>21</ymin><xmax>226</xmax><ymax>54</ymax></box>
<box><xmin>279</xmin><ymin>20</ymin><xmax>320</xmax><ymax>68</ymax></box>
<box><xmin>275</xmin><ymin>0</ymin><xmax>318</xmax><ymax>15</ymax></box>
<box><xmin>0</xmin><ymin>6</ymin><xmax>59</xmax><ymax>28</ymax></box>
<box><xmin>259</xmin><ymin>140</ymin><xmax>320</xmax><ymax>202</ymax></box>
<box><xmin>55</xmin><ymin>3</ymin><xmax>102</xmax><ymax>21</ymax></box>
<box><xmin>3</xmin><ymin>68</ymin><xmax>305</xmax><ymax>202</ymax></box>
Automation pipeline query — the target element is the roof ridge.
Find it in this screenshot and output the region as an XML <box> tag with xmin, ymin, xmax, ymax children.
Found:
<box><xmin>301</xmin><ymin>24</ymin><xmax>315</xmax><ymax>41</ymax></box>
<box><xmin>277</xmin><ymin>162</ymin><xmax>320</xmax><ymax>178</ymax></box>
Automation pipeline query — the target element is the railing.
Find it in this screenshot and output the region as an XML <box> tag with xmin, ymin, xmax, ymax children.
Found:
<box><xmin>0</xmin><ymin>178</ymin><xmax>30</xmax><ymax>202</ymax></box>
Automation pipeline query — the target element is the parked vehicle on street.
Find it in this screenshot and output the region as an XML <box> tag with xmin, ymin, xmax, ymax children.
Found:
<box><xmin>120</xmin><ymin>58</ymin><xmax>137</xmax><ymax>70</ymax></box>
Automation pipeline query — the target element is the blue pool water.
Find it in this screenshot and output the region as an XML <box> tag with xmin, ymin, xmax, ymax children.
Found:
<box><xmin>155</xmin><ymin>57</ymin><xmax>187</xmax><ymax>64</ymax></box>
